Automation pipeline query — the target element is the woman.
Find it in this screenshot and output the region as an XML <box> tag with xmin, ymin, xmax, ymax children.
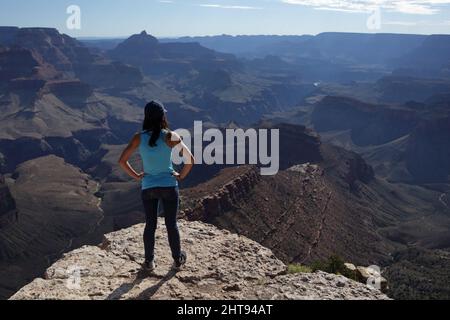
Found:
<box><xmin>118</xmin><ymin>100</ymin><xmax>195</xmax><ymax>272</ymax></box>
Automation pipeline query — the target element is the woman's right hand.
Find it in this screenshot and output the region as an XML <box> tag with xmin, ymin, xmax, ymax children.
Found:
<box><xmin>135</xmin><ymin>172</ymin><xmax>145</xmax><ymax>181</ymax></box>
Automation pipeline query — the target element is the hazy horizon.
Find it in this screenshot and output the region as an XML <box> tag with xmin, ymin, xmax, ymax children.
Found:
<box><xmin>2</xmin><ymin>26</ymin><xmax>448</xmax><ymax>40</ymax></box>
<box><xmin>78</xmin><ymin>30</ymin><xmax>450</xmax><ymax>39</ymax></box>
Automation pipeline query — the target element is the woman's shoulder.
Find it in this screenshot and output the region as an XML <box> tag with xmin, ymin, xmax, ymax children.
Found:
<box><xmin>163</xmin><ymin>129</ymin><xmax>180</xmax><ymax>139</ymax></box>
<box><xmin>164</xmin><ymin>130</ymin><xmax>182</xmax><ymax>148</ymax></box>
<box><xmin>128</xmin><ymin>132</ymin><xmax>142</xmax><ymax>148</ymax></box>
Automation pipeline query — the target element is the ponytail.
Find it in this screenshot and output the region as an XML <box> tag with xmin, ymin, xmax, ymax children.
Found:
<box><xmin>149</xmin><ymin>127</ymin><xmax>162</xmax><ymax>147</ymax></box>
<box><xmin>142</xmin><ymin>101</ymin><xmax>169</xmax><ymax>148</ymax></box>
<box><xmin>142</xmin><ymin>114</ymin><xmax>169</xmax><ymax>148</ymax></box>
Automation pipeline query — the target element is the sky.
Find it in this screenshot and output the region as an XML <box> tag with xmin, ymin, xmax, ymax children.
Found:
<box><xmin>0</xmin><ymin>0</ymin><xmax>450</xmax><ymax>38</ymax></box>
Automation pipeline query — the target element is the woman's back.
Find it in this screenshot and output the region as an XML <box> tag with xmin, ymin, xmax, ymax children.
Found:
<box><xmin>139</xmin><ymin>130</ymin><xmax>177</xmax><ymax>190</ymax></box>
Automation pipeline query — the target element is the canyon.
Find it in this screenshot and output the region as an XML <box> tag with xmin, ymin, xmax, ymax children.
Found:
<box><xmin>1</xmin><ymin>27</ymin><xmax>450</xmax><ymax>300</ymax></box>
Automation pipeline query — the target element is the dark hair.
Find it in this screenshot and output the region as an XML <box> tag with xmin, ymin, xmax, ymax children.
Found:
<box><xmin>142</xmin><ymin>101</ymin><xmax>169</xmax><ymax>147</ymax></box>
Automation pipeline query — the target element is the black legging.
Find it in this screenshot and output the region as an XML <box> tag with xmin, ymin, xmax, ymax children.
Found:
<box><xmin>141</xmin><ymin>187</ymin><xmax>181</xmax><ymax>262</ymax></box>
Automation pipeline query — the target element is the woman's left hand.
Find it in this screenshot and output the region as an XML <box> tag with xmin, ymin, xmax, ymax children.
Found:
<box><xmin>172</xmin><ymin>171</ymin><xmax>184</xmax><ymax>181</ymax></box>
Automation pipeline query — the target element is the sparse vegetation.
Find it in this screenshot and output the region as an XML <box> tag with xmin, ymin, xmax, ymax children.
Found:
<box><xmin>385</xmin><ymin>248</ymin><xmax>450</xmax><ymax>300</ymax></box>
<box><xmin>287</xmin><ymin>264</ymin><xmax>312</xmax><ymax>274</ymax></box>
<box><xmin>310</xmin><ymin>255</ymin><xmax>358</xmax><ymax>281</ymax></box>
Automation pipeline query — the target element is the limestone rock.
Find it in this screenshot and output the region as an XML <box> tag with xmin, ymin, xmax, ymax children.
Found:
<box><xmin>356</xmin><ymin>266</ymin><xmax>389</xmax><ymax>293</ymax></box>
<box><xmin>344</xmin><ymin>263</ymin><xmax>357</xmax><ymax>272</ymax></box>
<box><xmin>10</xmin><ymin>219</ymin><xmax>390</xmax><ymax>300</ymax></box>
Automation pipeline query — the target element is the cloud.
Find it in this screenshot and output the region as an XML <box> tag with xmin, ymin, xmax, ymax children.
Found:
<box><xmin>281</xmin><ymin>0</ymin><xmax>450</xmax><ymax>15</ymax></box>
<box><xmin>384</xmin><ymin>19</ymin><xmax>450</xmax><ymax>26</ymax></box>
<box><xmin>383</xmin><ymin>20</ymin><xmax>418</xmax><ymax>25</ymax></box>
<box><xmin>198</xmin><ymin>4</ymin><xmax>263</xmax><ymax>10</ymax></box>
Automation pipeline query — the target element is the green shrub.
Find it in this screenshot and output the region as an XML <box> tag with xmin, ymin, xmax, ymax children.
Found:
<box><xmin>288</xmin><ymin>264</ymin><xmax>312</xmax><ymax>274</ymax></box>
<box><xmin>311</xmin><ymin>255</ymin><xmax>358</xmax><ymax>281</ymax></box>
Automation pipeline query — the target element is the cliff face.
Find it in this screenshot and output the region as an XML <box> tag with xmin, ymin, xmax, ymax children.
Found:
<box><xmin>181</xmin><ymin>166</ymin><xmax>261</xmax><ymax>221</ymax></box>
<box><xmin>375</xmin><ymin>76</ymin><xmax>450</xmax><ymax>103</ymax></box>
<box><xmin>2</xmin><ymin>27</ymin><xmax>92</xmax><ymax>73</ymax></box>
<box><xmin>0</xmin><ymin>174</ymin><xmax>16</xmax><ymax>228</ymax></box>
<box><xmin>0</xmin><ymin>47</ymin><xmax>41</xmax><ymax>83</ymax></box>
<box><xmin>398</xmin><ymin>34</ymin><xmax>450</xmax><ymax>76</ymax></box>
<box><xmin>0</xmin><ymin>27</ymin><xmax>143</xmax><ymax>89</ymax></box>
<box><xmin>405</xmin><ymin>117</ymin><xmax>450</xmax><ymax>183</ymax></box>
<box><xmin>10</xmin><ymin>219</ymin><xmax>389</xmax><ymax>300</ymax></box>
<box><xmin>311</xmin><ymin>95</ymin><xmax>450</xmax><ymax>184</ymax></box>
<box><xmin>0</xmin><ymin>155</ymin><xmax>103</xmax><ymax>299</ymax></box>
<box><xmin>312</xmin><ymin>96</ymin><xmax>418</xmax><ymax>146</ymax></box>
<box><xmin>44</xmin><ymin>80</ymin><xmax>93</xmax><ymax>109</ymax></box>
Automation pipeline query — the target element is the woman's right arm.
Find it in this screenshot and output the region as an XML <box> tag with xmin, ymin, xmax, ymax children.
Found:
<box><xmin>167</xmin><ymin>131</ymin><xmax>195</xmax><ymax>181</ymax></box>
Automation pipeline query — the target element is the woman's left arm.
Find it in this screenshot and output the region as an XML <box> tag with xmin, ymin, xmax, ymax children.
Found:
<box><xmin>166</xmin><ymin>131</ymin><xmax>195</xmax><ymax>181</ymax></box>
<box><xmin>118</xmin><ymin>133</ymin><xmax>143</xmax><ymax>181</ymax></box>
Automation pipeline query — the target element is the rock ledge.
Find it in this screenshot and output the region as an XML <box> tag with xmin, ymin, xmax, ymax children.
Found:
<box><xmin>10</xmin><ymin>219</ymin><xmax>390</xmax><ymax>300</ymax></box>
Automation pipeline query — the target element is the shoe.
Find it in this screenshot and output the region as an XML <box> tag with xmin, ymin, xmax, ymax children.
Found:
<box><xmin>142</xmin><ymin>260</ymin><xmax>155</xmax><ymax>272</ymax></box>
<box><xmin>172</xmin><ymin>251</ymin><xmax>187</xmax><ymax>271</ymax></box>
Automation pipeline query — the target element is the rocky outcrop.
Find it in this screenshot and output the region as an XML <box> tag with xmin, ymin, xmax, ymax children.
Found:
<box><xmin>109</xmin><ymin>30</ymin><xmax>161</xmax><ymax>63</ymax></box>
<box><xmin>108</xmin><ymin>30</ymin><xmax>239</xmax><ymax>78</ymax></box>
<box><xmin>109</xmin><ymin>30</ymin><xmax>231</xmax><ymax>65</ymax></box>
<box><xmin>273</xmin><ymin>123</ymin><xmax>323</xmax><ymax>169</ymax></box>
<box><xmin>10</xmin><ymin>219</ymin><xmax>389</xmax><ymax>300</ymax></box>
<box><xmin>181</xmin><ymin>166</ymin><xmax>261</xmax><ymax>221</ymax></box>
<box><xmin>322</xmin><ymin>144</ymin><xmax>374</xmax><ymax>189</ymax></box>
<box><xmin>344</xmin><ymin>263</ymin><xmax>388</xmax><ymax>293</ymax></box>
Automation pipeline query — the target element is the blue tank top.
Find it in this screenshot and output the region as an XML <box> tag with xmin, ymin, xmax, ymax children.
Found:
<box><xmin>139</xmin><ymin>129</ymin><xmax>178</xmax><ymax>190</ymax></box>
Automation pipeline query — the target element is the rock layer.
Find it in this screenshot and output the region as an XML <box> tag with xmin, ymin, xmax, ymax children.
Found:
<box><xmin>181</xmin><ymin>166</ymin><xmax>261</xmax><ymax>221</ymax></box>
<box><xmin>0</xmin><ymin>174</ymin><xmax>16</xmax><ymax>228</ymax></box>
